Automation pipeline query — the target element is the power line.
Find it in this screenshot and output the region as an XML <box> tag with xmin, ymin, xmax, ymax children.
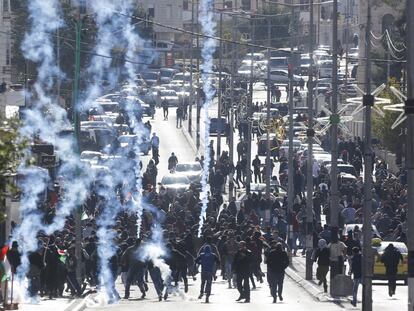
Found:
<box><xmin>115</xmin><ymin>11</ymin><xmax>282</xmax><ymax>51</ymax></box>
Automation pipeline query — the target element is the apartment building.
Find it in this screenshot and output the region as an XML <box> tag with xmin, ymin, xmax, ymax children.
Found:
<box><xmin>0</xmin><ymin>0</ymin><xmax>11</xmax><ymax>84</ymax></box>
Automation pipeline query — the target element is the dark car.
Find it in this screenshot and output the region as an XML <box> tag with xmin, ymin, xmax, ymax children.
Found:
<box><xmin>257</xmin><ymin>133</ymin><xmax>280</xmax><ymax>157</ymax></box>
<box><xmin>209</xmin><ymin>117</ymin><xmax>228</xmax><ymax>135</ymax></box>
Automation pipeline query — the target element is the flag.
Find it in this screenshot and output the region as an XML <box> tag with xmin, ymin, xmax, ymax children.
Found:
<box><xmin>81</xmin><ymin>211</ymin><xmax>88</xmax><ymax>221</ymax></box>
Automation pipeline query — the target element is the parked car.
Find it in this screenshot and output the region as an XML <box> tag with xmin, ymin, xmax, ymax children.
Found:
<box><xmin>238</xmin><ymin>63</ymin><xmax>265</xmax><ymax>79</ymax></box>
<box><xmin>117</xmin><ymin>134</ymin><xmax>151</xmax><ymax>155</ymax></box>
<box><xmin>326</xmin><ymin>163</ymin><xmax>358</xmax><ymax>177</ymax></box>
<box><xmin>257</xmin><ymin>133</ymin><xmax>280</xmax><ymax>157</ymax></box>
<box><xmin>269</xmin><ymin>69</ymin><xmax>301</xmax><ymax>84</ymax></box>
<box><xmin>159</xmin><ymin>68</ymin><xmax>179</xmax><ymax>84</ymax></box>
<box><xmin>209</xmin><ymin>117</ymin><xmax>228</xmax><ymax>135</ymax></box>
<box><xmin>159</xmin><ymin>89</ymin><xmax>180</xmax><ymax>107</ymax></box>
<box><xmin>141</xmin><ymin>71</ymin><xmax>160</xmax><ymax>86</ymax></box>
<box><xmin>174</xmin><ymin>162</ymin><xmax>203</xmax><ymax>183</ymax></box>
<box><xmin>279</xmin><ymin>139</ymin><xmax>302</xmax><ymax>157</ymax></box>
<box><xmin>161</xmin><ymin>173</ymin><xmax>191</xmax><ymax>194</ymax></box>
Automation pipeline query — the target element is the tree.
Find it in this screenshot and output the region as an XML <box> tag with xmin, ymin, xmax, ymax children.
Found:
<box><xmin>0</xmin><ymin>120</ymin><xmax>27</xmax><ymax>222</ymax></box>
<box><xmin>372</xmin><ymin>79</ymin><xmax>402</xmax><ymax>153</ymax></box>
<box><xmin>251</xmin><ymin>7</ymin><xmax>292</xmax><ymax>49</ymax></box>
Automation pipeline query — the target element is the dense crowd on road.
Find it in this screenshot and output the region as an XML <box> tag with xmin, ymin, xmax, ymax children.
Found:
<box><xmin>2</xmin><ymin>99</ymin><xmax>408</xmax><ymax>307</ymax></box>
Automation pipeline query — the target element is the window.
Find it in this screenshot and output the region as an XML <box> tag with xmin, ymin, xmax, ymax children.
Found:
<box><xmin>6</xmin><ymin>47</ymin><xmax>10</xmax><ymax>65</ymax></box>
<box><xmin>79</xmin><ymin>0</ymin><xmax>86</xmax><ymax>14</ymax></box>
<box><xmin>183</xmin><ymin>0</ymin><xmax>189</xmax><ymax>10</ymax></box>
<box><xmin>3</xmin><ymin>0</ymin><xmax>9</xmax><ymax>12</ymax></box>
<box><xmin>224</xmin><ymin>1</ymin><xmax>232</xmax><ymax>9</ymax></box>
<box><xmin>166</xmin><ymin>5</ymin><xmax>172</xmax><ymax>19</ymax></box>
<box><xmin>148</xmin><ymin>5</ymin><xmax>155</xmax><ymax>18</ymax></box>
<box><xmin>241</xmin><ymin>0</ymin><xmax>250</xmax><ymax>11</ymax></box>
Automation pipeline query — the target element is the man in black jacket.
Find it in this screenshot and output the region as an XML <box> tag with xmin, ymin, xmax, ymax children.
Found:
<box><xmin>350</xmin><ymin>247</ymin><xmax>362</xmax><ymax>307</ymax></box>
<box><xmin>265</xmin><ymin>241</ymin><xmax>289</xmax><ymax>303</ymax></box>
<box><xmin>232</xmin><ymin>241</ymin><xmax>253</xmax><ymax>303</ymax></box>
<box><xmin>381</xmin><ymin>243</ymin><xmax>403</xmax><ymax>297</ymax></box>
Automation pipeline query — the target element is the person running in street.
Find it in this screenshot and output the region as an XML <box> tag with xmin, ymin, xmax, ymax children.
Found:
<box><xmin>314</xmin><ymin>238</ymin><xmax>330</xmax><ymax>293</ymax></box>
<box><xmin>150</xmin><ymin>133</ymin><xmax>160</xmax><ymax>161</ymax></box>
<box><xmin>162</xmin><ymin>99</ymin><xmax>169</xmax><ymax>120</ymax></box>
<box><xmin>381</xmin><ymin>243</ymin><xmax>404</xmax><ymax>297</ymax></box>
<box><xmin>252</xmin><ymin>155</ymin><xmax>261</xmax><ymax>183</ymax></box>
<box><xmin>176</xmin><ymin>105</ymin><xmax>183</xmax><ymax>128</ymax></box>
<box><xmin>168</xmin><ymin>152</ymin><xmax>178</xmax><ymax>171</ymax></box>
<box><xmin>196</xmin><ymin>245</ymin><xmax>220</xmax><ymax>303</ymax></box>
<box><xmin>233</xmin><ymin>241</ymin><xmax>253</xmax><ymax>303</ymax></box>
<box><xmin>265</xmin><ymin>241</ymin><xmax>289</xmax><ymax>303</ymax></box>
<box><xmin>350</xmin><ymin>247</ymin><xmax>362</xmax><ymax>307</ymax></box>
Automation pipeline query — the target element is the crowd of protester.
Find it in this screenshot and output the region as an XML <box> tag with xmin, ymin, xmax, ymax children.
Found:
<box><xmin>1</xmin><ymin>112</ymin><xmax>408</xmax><ymax>307</ymax></box>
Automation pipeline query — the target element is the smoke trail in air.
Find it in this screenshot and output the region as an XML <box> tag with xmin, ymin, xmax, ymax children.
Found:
<box><xmin>82</xmin><ymin>1</ymin><xmax>127</xmax><ymax>303</ymax></box>
<box><xmin>198</xmin><ymin>0</ymin><xmax>217</xmax><ymax>236</ymax></box>
<box><xmin>120</xmin><ymin>2</ymin><xmax>156</xmax><ymax>237</ymax></box>
<box><xmin>14</xmin><ymin>0</ymin><xmax>94</xmax><ymax>292</ymax></box>
<box><xmin>139</xmin><ymin>203</ymin><xmax>171</xmax><ymax>291</ymax></box>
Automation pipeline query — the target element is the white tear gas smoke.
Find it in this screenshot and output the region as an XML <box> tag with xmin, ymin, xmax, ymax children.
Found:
<box><xmin>84</xmin><ymin>0</ymin><xmax>156</xmax><ymax>302</ymax></box>
<box><xmin>83</xmin><ymin>1</ymin><xmax>127</xmax><ymax>303</ymax></box>
<box><xmin>81</xmin><ymin>0</ymin><xmax>127</xmax><ymax>112</ymax></box>
<box><xmin>121</xmin><ymin>4</ymin><xmax>155</xmax><ymax>238</ymax></box>
<box><xmin>14</xmin><ymin>0</ymin><xmax>93</xmax><ymax>290</ymax></box>
<box><xmin>94</xmin><ymin>171</ymin><xmax>121</xmax><ymax>303</ymax></box>
<box><xmin>13</xmin><ymin>167</ymin><xmax>49</xmax><ymax>281</ymax></box>
<box><xmin>198</xmin><ymin>0</ymin><xmax>217</xmax><ymax>237</ymax></box>
<box><xmin>139</xmin><ymin>203</ymin><xmax>172</xmax><ymax>293</ymax></box>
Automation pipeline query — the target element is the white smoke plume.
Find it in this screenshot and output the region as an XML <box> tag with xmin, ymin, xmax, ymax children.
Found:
<box><xmin>198</xmin><ymin>0</ymin><xmax>217</xmax><ymax>236</ymax></box>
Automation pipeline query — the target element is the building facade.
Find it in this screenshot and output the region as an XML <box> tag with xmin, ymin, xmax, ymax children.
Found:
<box><xmin>0</xmin><ymin>0</ymin><xmax>11</xmax><ymax>84</ymax></box>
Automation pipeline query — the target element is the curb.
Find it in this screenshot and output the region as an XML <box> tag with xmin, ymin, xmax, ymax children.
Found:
<box><xmin>285</xmin><ymin>265</ymin><xmax>330</xmax><ymax>302</ymax></box>
<box><xmin>181</xmin><ymin>126</ymin><xmax>198</xmax><ymax>155</ymax></box>
<box><xmin>64</xmin><ymin>296</ymin><xmax>89</xmax><ymax>311</ymax></box>
<box><xmin>285</xmin><ymin>260</ymin><xmax>354</xmax><ymax>305</ymax></box>
<box><xmin>181</xmin><ymin>124</ymin><xmax>205</xmax><ymax>156</ymax></box>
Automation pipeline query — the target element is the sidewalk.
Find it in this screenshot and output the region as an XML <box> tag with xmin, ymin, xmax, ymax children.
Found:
<box><xmin>285</xmin><ymin>254</ymin><xmax>352</xmax><ymax>304</ymax></box>
<box><xmin>18</xmin><ymin>296</ymin><xmax>86</xmax><ymax>311</ymax></box>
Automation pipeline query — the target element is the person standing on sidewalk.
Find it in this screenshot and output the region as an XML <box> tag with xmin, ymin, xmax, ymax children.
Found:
<box><xmin>196</xmin><ymin>245</ymin><xmax>220</xmax><ymax>303</ymax></box>
<box><xmin>162</xmin><ymin>99</ymin><xmax>169</xmax><ymax>120</ymax></box>
<box><xmin>233</xmin><ymin>241</ymin><xmax>253</xmax><ymax>303</ymax></box>
<box><xmin>314</xmin><ymin>238</ymin><xmax>330</xmax><ymax>293</ymax></box>
<box><xmin>265</xmin><ymin>241</ymin><xmax>289</xmax><ymax>303</ymax></box>
<box><xmin>350</xmin><ymin>247</ymin><xmax>362</xmax><ymax>307</ymax></box>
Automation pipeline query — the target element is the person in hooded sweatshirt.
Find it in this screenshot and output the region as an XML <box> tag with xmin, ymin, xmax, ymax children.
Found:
<box><xmin>265</xmin><ymin>241</ymin><xmax>289</xmax><ymax>303</ymax></box>
<box><xmin>196</xmin><ymin>245</ymin><xmax>220</xmax><ymax>303</ymax></box>
<box><xmin>314</xmin><ymin>238</ymin><xmax>330</xmax><ymax>293</ymax></box>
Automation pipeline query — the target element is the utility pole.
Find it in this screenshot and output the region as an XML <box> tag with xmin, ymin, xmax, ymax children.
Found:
<box><xmin>305</xmin><ymin>0</ymin><xmax>315</xmax><ymax>281</ymax></box>
<box><xmin>196</xmin><ymin>1</ymin><xmax>201</xmax><ymax>151</ymax></box>
<box><xmin>406</xmin><ymin>0</ymin><xmax>414</xmax><ymax>309</ymax></box>
<box><xmin>265</xmin><ymin>11</ymin><xmax>271</xmax><ymax>196</ymax></box>
<box><xmin>73</xmin><ymin>19</ymin><xmax>82</xmax><ymax>286</ymax></box>
<box><xmin>189</xmin><ymin>0</ymin><xmax>194</xmax><ymax>135</ymax></box>
<box><xmin>229</xmin><ymin>14</ymin><xmax>237</xmax><ymax>200</ymax></box>
<box><xmin>246</xmin><ymin>15</ymin><xmax>255</xmax><ymax>195</ymax></box>
<box><xmin>329</xmin><ymin>0</ymin><xmax>340</xmax><ymax>282</ymax></box>
<box><xmin>287</xmin><ymin>4</ymin><xmax>295</xmax><ymax>252</ymax></box>
<box><xmin>217</xmin><ymin>12</ymin><xmax>223</xmax><ymax>157</ymax></box>
<box><xmin>362</xmin><ymin>1</ymin><xmax>373</xmax><ymax>310</ymax></box>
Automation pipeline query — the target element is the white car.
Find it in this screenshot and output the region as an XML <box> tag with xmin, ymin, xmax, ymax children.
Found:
<box><xmin>80</xmin><ymin>151</ymin><xmax>103</xmax><ymax>166</ymax></box>
<box><xmin>161</xmin><ymin>173</ymin><xmax>191</xmax><ymax>194</ymax></box>
<box><xmin>279</xmin><ymin>139</ymin><xmax>302</xmax><ymax>158</ymax></box>
<box><xmin>174</xmin><ymin>162</ymin><xmax>203</xmax><ymax>183</ymax></box>
<box><xmin>326</xmin><ymin>163</ymin><xmax>358</xmax><ymax>177</ymax></box>
<box><xmin>269</xmin><ymin>69</ymin><xmax>301</xmax><ymax>84</ymax></box>
<box><xmin>160</xmin><ymin>89</ymin><xmax>180</xmax><ymax>107</ymax></box>
<box><xmin>238</xmin><ymin>63</ymin><xmax>265</xmax><ymax>79</ymax></box>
